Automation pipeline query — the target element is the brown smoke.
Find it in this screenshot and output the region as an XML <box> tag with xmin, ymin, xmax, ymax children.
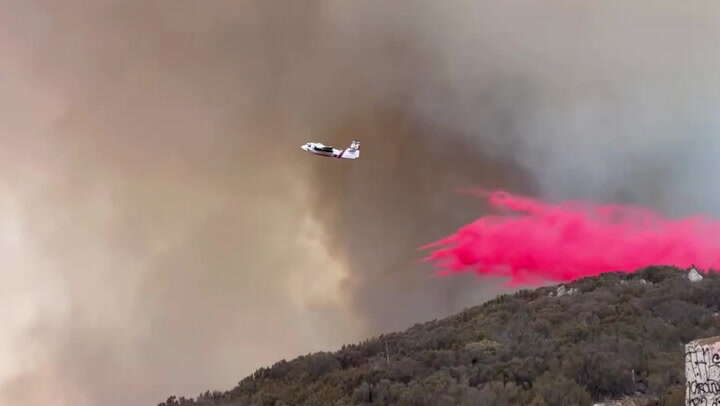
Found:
<box><xmin>0</xmin><ymin>1</ymin><xmax>719</xmax><ymax>405</ymax></box>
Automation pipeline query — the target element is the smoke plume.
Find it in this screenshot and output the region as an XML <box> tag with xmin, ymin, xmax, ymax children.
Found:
<box><xmin>0</xmin><ymin>1</ymin><xmax>719</xmax><ymax>405</ymax></box>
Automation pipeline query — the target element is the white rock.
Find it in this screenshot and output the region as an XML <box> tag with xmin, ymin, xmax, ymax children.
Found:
<box><xmin>555</xmin><ymin>285</ymin><xmax>578</xmax><ymax>296</ymax></box>
<box><xmin>688</xmin><ymin>267</ymin><xmax>704</xmax><ymax>282</ymax></box>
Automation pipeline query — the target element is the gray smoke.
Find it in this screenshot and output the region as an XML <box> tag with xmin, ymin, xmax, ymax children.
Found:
<box><xmin>0</xmin><ymin>1</ymin><xmax>719</xmax><ymax>405</ymax></box>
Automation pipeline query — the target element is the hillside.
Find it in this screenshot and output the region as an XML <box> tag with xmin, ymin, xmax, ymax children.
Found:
<box><xmin>158</xmin><ymin>266</ymin><xmax>720</xmax><ymax>406</ymax></box>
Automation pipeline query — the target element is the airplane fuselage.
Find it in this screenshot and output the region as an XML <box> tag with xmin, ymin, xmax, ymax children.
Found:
<box><xmin>301</xmin><ymin>141</ymin><xmax>359</xmax><ymax>159</ymax></box>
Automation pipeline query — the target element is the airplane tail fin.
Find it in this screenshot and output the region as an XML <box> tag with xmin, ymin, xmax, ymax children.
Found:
<box><xmin>344</xmin><ymin>140</ymin><xmax>360</xmax><ymax>159</ymax></box>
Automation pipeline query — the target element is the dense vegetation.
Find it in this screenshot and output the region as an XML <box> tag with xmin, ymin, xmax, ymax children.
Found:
<box><xmin>159</xmin><ymin>266</ymin><xmax>720</xmax><ymax>406</ymax></box>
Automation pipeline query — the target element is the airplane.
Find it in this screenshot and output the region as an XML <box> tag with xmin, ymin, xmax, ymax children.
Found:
<box><xmin>301</xmin><ymin>140</ymin><xmax>360</xmax><ymax>159</ymax></box>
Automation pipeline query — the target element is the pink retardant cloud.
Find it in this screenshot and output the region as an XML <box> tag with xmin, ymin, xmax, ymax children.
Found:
<box><xmin>421</xmin><ymin>190</ymin><xmax>720</xmax><ymax>286</ymax></box>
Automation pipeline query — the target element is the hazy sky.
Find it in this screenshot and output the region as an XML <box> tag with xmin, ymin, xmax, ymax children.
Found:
<box><xmin>1</xmin><ymin>1</ymin><xmax>720</xmax><ymax>405</ymax></box>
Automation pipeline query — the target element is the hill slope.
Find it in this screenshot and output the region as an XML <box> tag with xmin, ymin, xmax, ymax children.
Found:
<box><xmin>158</xmin><ymin>266</ymin><xmax>720</xmax><ymax>406</ymax></box>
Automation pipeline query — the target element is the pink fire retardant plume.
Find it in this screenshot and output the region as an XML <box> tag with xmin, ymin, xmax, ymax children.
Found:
<box><xmin>421</xmin><ymin>190</ymin><xmax>720</xmax><ymax>286</ymax></box>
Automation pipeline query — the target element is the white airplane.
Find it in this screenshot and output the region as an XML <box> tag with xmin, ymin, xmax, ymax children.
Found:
<box><xmin>301</xmin><ymin>140</ymin><xmax>360</xmax><ymax>159</ymax></box>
